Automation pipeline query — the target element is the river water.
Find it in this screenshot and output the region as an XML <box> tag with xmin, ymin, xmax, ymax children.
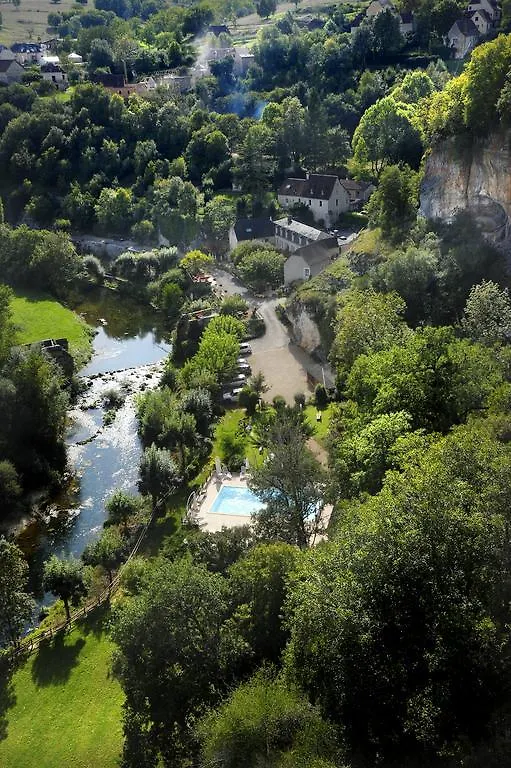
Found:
<box><xmin>20</xmin><ymin>289</ymin><xmax>171</xmax><ymax>605</ymax></box>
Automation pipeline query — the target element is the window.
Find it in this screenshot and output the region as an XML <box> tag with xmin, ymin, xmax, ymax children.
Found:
<box><xmin>319</xmin><ymin>201</ymin><xmax>323</xmax><ymax>207</ymax></box>
<box><xmin>304</xmin><ymin>267</ymin><xmax>311</xmax><ymax>278</ymax></box>
<box><xmin>336</xmin><ymin>199</ymin><xmax>338</xmax><ymax>206</ymax></box>
<box><xmin>309</xmin><ymin>199</ymin><xmax>312</xmax><ymax>205</ymax></box>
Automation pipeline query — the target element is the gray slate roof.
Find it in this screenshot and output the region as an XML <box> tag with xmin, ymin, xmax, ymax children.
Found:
<box><xmin>278</xmin><ymin>174</ymin><xmax>338</xmax><ymax>201</ymax></box>
<box><xmin>292</xmin><ymin>240</ymin><xmax>338</xmax><ymax>267</ymax></box>
<box><xmin>233</xmin><ymin>217</ymin><xmax>274</xmax><ymax>241</ymax></box>
<box><xmin>274</xmin><ymin>217</ymin><xmax>331</xmax><ymax>242</ymax></box>
<box><xmin>451</xmin><ymin>17</ymin><xmax>479</xmax><ymax>36</ymax></box>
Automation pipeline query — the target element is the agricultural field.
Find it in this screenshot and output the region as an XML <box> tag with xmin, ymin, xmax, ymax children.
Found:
<box><xmin>0</xmin><ymin>0</ymin><xmax>77</xmax><ymax>46</ymax></box>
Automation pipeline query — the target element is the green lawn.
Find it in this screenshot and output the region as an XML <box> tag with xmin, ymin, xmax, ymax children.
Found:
<box><xmin>11</xmin><ymin>292</ymin><xmax>93</xmax><ymax>368</ymax></box>
<box><xmin>0</xmin><ymin>0</ymin><xmax>78</xmax><ymax>45</ymax></box>
<box><xmin>0</xmin><ymin>607</ymin><xmax>124</xmax><ymax>768</ymax></box>
<box><xmin>305</xmin><ymin>403</ymin><xmax>332</xmax><ymax>446</ymax></box>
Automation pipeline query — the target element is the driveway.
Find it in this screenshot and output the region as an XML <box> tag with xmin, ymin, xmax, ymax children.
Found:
<box><xmin>211</xmin><ymin>268</ymin><xmax>335</xmax><ymax>404</ymax></box>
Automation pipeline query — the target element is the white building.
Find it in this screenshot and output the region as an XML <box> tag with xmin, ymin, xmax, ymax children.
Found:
<box><xmin>447</xmin><ymin>18</ymin><xmax>480</xmax><ymax>59</ymax></box>
<box><xmin>278</xmin><ymin>174</ymin><xmax>350</xmax><ymax>228</ymax></box>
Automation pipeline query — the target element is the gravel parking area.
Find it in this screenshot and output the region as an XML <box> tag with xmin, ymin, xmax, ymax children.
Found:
<box><xmin>211</xmin><ymin>268</ymin><xmax>334</xmax><ymax>404</ymax></box>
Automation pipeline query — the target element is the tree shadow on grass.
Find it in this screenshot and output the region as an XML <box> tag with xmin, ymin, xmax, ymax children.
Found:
<box><xmin>31</xmin><ymin>633</ymin><xmax>85</xmax><ymax>688</ymax></box>
<box><xmin>79</xmin><ymin>602</ymin><xmax>111</xmax><ymax>640</ymax></box>
<box><xmin>0</xmin><ymin>656</ymin><xmax>18</xmax><ymax>742</ymax></box>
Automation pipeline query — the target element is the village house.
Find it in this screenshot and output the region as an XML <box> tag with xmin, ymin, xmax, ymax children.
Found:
<box><xmin>234</xmin><ymin>47</ymin><xmax>255</xmax><ymax>75</ymax></box>
<box><xmin>0</xmin><ymin>46</ymin><xmax>15</xmax><ymax>61</ymax></box>
<box><xmin>364</xmin><ymin>0</ymin><xmax>416</xmax><ymax>37</ymax></box>
<box><xmin>0</xmin><ymin>58</ymin><xmax>25</xmax><ymax>85</ymax></box>
<box><xmin>274</xmin><ymin>217</ymin><xmax>336</xmax><ymax>253</ymax></box>
<box><xmin>11</xmin><ymin>42</ymin><xmax>44</xmax><ymax>65</ymax></box>
<box><xmin>229</xmin><ymin>218</ymin><xmax>275</xmax><ymax>251</ymax></box>
<box><xmin>447</xmin><ymin>17</ymin><xmax>480</xmax><ymax>58</ymax></box>
<box><xmin>339</xmin><ymin>178</ymin><xmax>375</xmax><ymax>210</ymax></box>
<box><xmin>283</xmin><ymin>240</ymin><xmax>338</xmax><ymax>285</ymax></box>
<box><xmin>467</xmin><ymin>0</ymin><xmax>500</xmax><ymax>23</ymax></box>
<box><xmin>41</xmin><ymin>63</ymin><xmax>68</xmax><ymax>88</ymax></box>
<box><xmin>278</xmin><ymin>174</ymin><xmax>351</xmax><ymax>228</ymax></box>
<box><xmin>469</xmin><ymin>7</ymin><xmax>493</xmax><ymax>33</ymax></box>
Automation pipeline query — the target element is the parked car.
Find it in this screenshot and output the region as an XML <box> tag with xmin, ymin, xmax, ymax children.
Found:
<box><xmin>224</xmin><ymin>374</ymin><xmax>246</xmax><ymax>389</ymax></box>
<box><xmin>237</xmin><ymin>363</ymin><xmax>252</xmax><ymax>373</ymax></box>
<box><xmin>222</xmin><ymin>387</ymin><xmax>243</xmax><ymax>403</ymax></box>
<box><xmin>239</xmin><ymin>342</ymin><xmax>252</xmax><ymax>355</ymax></box>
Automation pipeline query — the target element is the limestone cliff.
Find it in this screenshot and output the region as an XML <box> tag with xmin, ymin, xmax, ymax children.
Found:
<box><xmin>420</xmin><ymin>133</ymin><xmax>511</xmax><ymax>254</ymax></box>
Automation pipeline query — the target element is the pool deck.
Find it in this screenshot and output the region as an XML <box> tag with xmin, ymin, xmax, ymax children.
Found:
<box><xmin>190</xmin><ymin>472</ymin><xmax>333</xmax><ymax>537</ymax></box>
<box><xmin>193</xmin><ymin>474</ymin><xmax>254</xmax><ymax>532</ymax></box>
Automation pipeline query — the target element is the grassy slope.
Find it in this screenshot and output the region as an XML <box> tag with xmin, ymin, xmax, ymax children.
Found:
<box><xmin>11</xmin><ymin>291</ymin><xmax>93</xmax><ymax>367</ymax></box>
<box><xmin>0</xmin><ymin>608</ymin><xmax>124</xmax><ymax>768</ymax></box>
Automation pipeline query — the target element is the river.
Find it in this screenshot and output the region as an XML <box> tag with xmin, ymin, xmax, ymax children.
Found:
<box><xmin>20</xmin><ymin>289</ymin><xmax>172</xmax><ymax>607</ymax></box>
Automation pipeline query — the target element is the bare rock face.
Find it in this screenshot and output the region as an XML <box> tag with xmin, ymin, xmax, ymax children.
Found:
<box><xmin>420</xmin><ymin>133</ymin><xmax>511</xmax><ymax>254</ymax></box>
<box><xmin>286</xmin><ymin>302</ymin><xmax>324</xmax><ymax>358</ymax></box>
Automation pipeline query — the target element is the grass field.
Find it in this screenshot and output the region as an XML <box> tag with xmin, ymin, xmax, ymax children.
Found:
<box><xmin>0</xmin><ymin>608</ymin><xmax>124</xmax><ymax>768</ymax></box>
<box><xmin>11</xmin><ymin>291</ymin><xmax>93</xmax><ymax>367</ymax></box>
<box><xmin>0</xmin><ymin>0</ymin><xmax>78</xmax><ymax>46</ymax></box>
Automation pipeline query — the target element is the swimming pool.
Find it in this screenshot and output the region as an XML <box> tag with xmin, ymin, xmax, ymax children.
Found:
<box><xmin>210</xmin><ymin>485</ymin><xmax>264</xmax><ymax>517</ymax></box>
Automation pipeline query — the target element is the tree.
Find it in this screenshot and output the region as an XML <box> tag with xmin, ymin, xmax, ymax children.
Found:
<box><xmin>82</xmin><ymin>527</ymin><xmax>126</xmax><ymax>591</ymax></box>
<box><xmin>286</xmin><ymin>416</ymin><xmax>511</xmax><ymax>764</ymax></box>
<box><xmin>392</xmin><ymin>70</ymin><xmax>435</xmax><ymax>104</ymax></box>
<box><xmin>0</xmin><ymin>538</ymin><xmax>35</xmax><ymax>645</ymax></box>
<box><xmin>0</xmin><ymin>460</ymin><xmax>21</xmax><ymax>513</ymax></box>
<box><xmin>370</xmin><ymin>8</ymin><xmax>403</xmax><ymax>56</ymax></box>
<box><xmin>202</xmin><ymin>195</ymin><xmax>236</xmax><ymax>254</ymax></box>
<box><xmin>187</xmin><ymin>525</ymin><xmax>255</xmax><ymax>574</ymax></box>
<box><xmin>95</xmin><ymin>187</ymin><xmax>133</xmax><ymax>234</ymax></box>
<box><xmin>347</xmin><ymin>326</ymin><xmax>503</xmax><ymax>433</ymax></box>
<box><xmin>236</xmin><ymin>249</ymin><xmax>285</xmax><ymax>292</ymax></box>
<box><xmin>367</xmin><ymin>164</ymin><xmax>419</xmax><ymax>239</ymax></box>
<box><xmin>461</xmin><ymin>280</ymin><xmax>511</xmax><ymax>346</ymax></box>
<box><xmin>138</xmin><ymin>444</ymin><xmax>179</xmax><ymax>513</ymax></box>
<box><xmin>43</xmin><ymin>556</ymin><xmax>87</xmax><ymax>622</ymax></box>
<box><xmin>111</xmin><ymin>558</ymin><xmax>246</xmax><ymax>766</ymax></box>
<box><xmin>330</xmin><ymin>289</ymin><xmax>409</xmax><ymax>382</ymax></box>
<box><xmin>256</xmin><ymin>0</ymin><xmax>277</xmax><ymax>18</ymax></box>
<box><xmin>199</xmin><ymin>671</ymin><xmax>341</xmax><ymax>768</ymax></box>
<box><xmin>352</xmin><ymin>97</ymin><xmax>424</xmax><ymax>175</ymax></box>
<box><xmin>373</xmin><ymin>242</ymin><xmax>439</xmax><ymax>325</ymax></box>
<box><xmin>179</xmin><ymin>249</ymin><xmax>214</xmax><ymax>276</ymax></box>
<box><xmin>249</xmin><ymin>411</ymin><xmax>326</xmax><ymax>547</ymax></box>
<box><xmin>88</xmin><ymin>38</ymin><xmax>114</xmax><ymax>71</ymax></box>
<box><xmin>105</xmin><ymin>490</ymin><xmax>142</xmax><ymax>532</ymax></box>
<box><xmin>229</xmin><ymin>543</ymin><xmax>300</xmax><ymax>664</ymax></box>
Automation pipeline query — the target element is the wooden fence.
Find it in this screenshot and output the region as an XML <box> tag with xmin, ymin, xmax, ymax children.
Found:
<box><xmin>3</xmin><ymin>510</ymin><xmax>155</xmax><ymax>661</ymax></box>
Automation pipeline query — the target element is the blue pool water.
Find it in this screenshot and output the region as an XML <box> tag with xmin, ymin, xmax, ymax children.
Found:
<box><xmin>211</xmin><ymin>486</ymin><xmax>264</xmax><ymax>516</ymax></box>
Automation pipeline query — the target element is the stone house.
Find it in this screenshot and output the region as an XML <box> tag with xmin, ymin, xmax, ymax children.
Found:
<box><xmin>274</xmin><ymin>217</ymin><xmax>335</xmax><ymax>253</ymax></box>
<box><xmin>11</xmin><ymin>42</ymin><xmax>44</xmax><ymax>65</ymax></box>
<box><xmin>0</xmin><ymin>59</ymin><xmax>25</xmax><ymax>85</ymax></box>
<box><xmin>41</xmin><ymin>63</ymin><xmax>68</xmax><ymax>88</ymax></box>
<box><xmin>229</xmin><ymin>218</ymin><xmax>275</xmax><ymax>251</ymax></box>
<box><xmin>466</xmin><ymin>0</ymin><xmax>500</xmax><ymax>23</ymax></box>
<box><xmin>283</xmin><ymin>240</ymin><xmax>337</xmax><ymax>285</ymax></box>
<box><xmin>339</xmin><ymin>179</ymin><xmax>375</xmax><ymax>210</ymax></box>
<box><xmin>469</xmin><ymin>7</ymin><xmax>493</xmax><ymax>34</ymax></box>
<box><xmin>278</xmin><ymin>174</ymin><xmax>350</xmax><ymax>228</ymax></box>
<box><xmin>447</xmin><ymin>18</ymin><xmax>480</xmax><ymax>58</ymax></box>
<box><xmin>0</xmin><ymin>46</ymin><xmax>16</xmax><ymax>62</ymax></box>
<box><xmin>234</xmin><ymin>47</ymin><xmax>255</xmax><ymax>75</ymax></box>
